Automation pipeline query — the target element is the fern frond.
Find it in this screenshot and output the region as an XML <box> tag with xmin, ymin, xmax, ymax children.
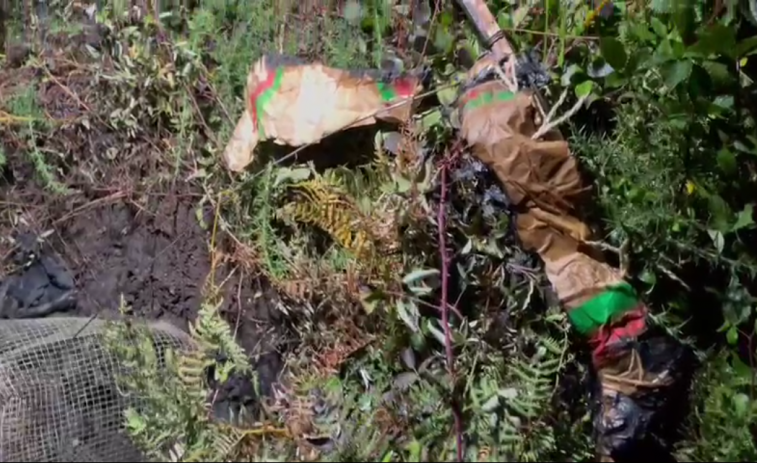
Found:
<box><xmin>279</xmin><ymin>177</ymin><xmax>376</xmax><ymax>259</ymax></box>
<box><xmin>178</xmin><ymin>424</ymin><xmax>252</xmax><ymax>462</ymax></box>
<box><xmin>104</xmin><ymin>294</ymin><xmax>274</xmax><ymax>463</ymax></box>
<box><xmin>190</xmin><ymin>299</ymin><xmax>250</xmax><ymax>373</ymax></box>
<box><xmin>467</xmin><ymin>335</ymin><xmax>570</xmax><ymax>461</ymax></box>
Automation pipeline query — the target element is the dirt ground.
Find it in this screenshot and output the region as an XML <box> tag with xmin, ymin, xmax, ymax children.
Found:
<box><xmin>0</xmin><ymin>26</ymin><xmax>290</xmax><ymax>398</ymax></box>
<box><xmin>2</xmin><ymin>178</ymin><xmax>287</xmax><ymax>344</ymax></box>
<box><xmin>2</xmin><ymin>176</ymin><xmax>289</xmax><ymax>395</ymax></box>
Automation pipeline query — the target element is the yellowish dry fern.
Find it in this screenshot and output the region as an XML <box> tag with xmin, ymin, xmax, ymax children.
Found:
<box><xmin>277</xmin><ymin>177</ymin><xmax>377</xmax><ymax>260</ymax></box>
<box><xmin>277</xmin><ymin>172</ymin><xmax>406</xmax><ymax>288</ymax></box>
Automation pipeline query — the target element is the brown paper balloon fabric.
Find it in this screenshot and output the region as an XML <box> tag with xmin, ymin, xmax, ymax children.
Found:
<box><xmin>222</xmin><ymin>54</ymin><xmax>423</xmax><ymax>172</ymax></box>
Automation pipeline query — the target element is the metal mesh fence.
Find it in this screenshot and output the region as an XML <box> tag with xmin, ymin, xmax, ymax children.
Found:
<box><xmin>0</xmin><ymin>317</ymin><xmax>192</xmax><ymax>462</ymax></box>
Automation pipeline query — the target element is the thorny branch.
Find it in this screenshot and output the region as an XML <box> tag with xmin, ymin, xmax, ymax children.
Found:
<box><xmin>438</xmin><ymin>141</ymin><xmax>464</xmax><ymax>462</ymax></box>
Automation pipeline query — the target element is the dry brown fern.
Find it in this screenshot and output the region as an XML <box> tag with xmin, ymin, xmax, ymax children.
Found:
<box><xmin>395</xmin><ymin>122</ymin><xmax>425</xmax><ymax>170</ymax></box>
<box><xmin>278</xmin><ymin>178</ymin><xmax>376</xmax><ymax>259</ymax></box>
<box><xmin>277</xmin><ymin>174</ymin><xmax>403</xmax><ymax>279</ymax></box>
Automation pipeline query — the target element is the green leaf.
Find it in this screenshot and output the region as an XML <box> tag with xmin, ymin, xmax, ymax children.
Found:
<box><xmin>709</xmin><ymin>194</ymin><xmax>733</xmax><ymax>232</ymax></box>
<box><xmin>406</xmin><ymin>439</ymin><xmax>422</xmax><ymax>463</ymax></box>
<box><xmin>651</xmin><ymin>16</ymin><xmax>668</xmax><ymax>37</ymax></box>
<box><xmin>605</xmin><ymin>72</ymin><xmax>628</xmax><ymax>88</ymax></box>
<box><xmin>436</xmin><ymin>85</ymin><xmax>457</xmax><ymax>107</ymax></box>
<box><xmin>481</xmin><ymin>394</ymin><xmax>500</xmax><ymax>412</ymax></box>
<box><xmin>727</xmin><ymin>325</ymin><xmax>739</xmax><ymax>345</ymax></box>
<box><xmin>690</xmin><ymin>23</ymin><xmax>737</xmax><ymax>57</ymax></box>
<box><xmin>702</xmin><ymin>60</ymin><xmax>732</xmax><ymax>83</ymax></box>
<box><xmin>408</xmin><ymin>285</ymin><xmax>434</xmax><ymax>297</ymax></box>
<box><xmin>433</xmin><ymin>25</ymin><xmax>454</xmax><ymax>54</ymax></box>
<box><xmin>575</xmin><ymin>80</ymin><xmax>594</xmax><ymax>98</ymax></box>
<box><xmin>410</xmin><ymin>331</ymin><xmax>425</xmax><ymax>351</ymax></box>
<box><xmin>732</xmin><ymin>352</ymin><xmax>753</xmax><ymax>380</ymax></box>
<box><xmin>195</xmin><ymin>203</ymin><xmax>208</xmax><ymax>230</ymax></box>
<box><xmin>650</xmin><ymin>0</ymin><xmax>672</xmax><ymax>13</ymax></box>
<box><xmin>599</xmin><ymin>37</ymin><xmax>628</xmax><ymax>71</ymax></box>
<box><xmin>712</xmin><ymin>95</ymin><xmax>735</xmax><ymax>112</ymax></box>
<box><xmin>708</xmin><ymin>229</ymin><xmax>725</xmax><ymax>253</ymax></box>
<box><xmin>732</xmin><ymin>204</ymin><xmax>755</xmax><ymax>232</ymax></box>
<box><xmin>733</xmin><ymin>393</ymin><xmax>751</xmax><ymax>417</ymax></box>
<box><xmin>274</xmin><ymin>166</ymin><xmax>312</xmax><ymax>186</ymax></box>
<box><xmin>417</xmin><ymin>108</ymin><xmax>442</xmax><ymax>130</ymax></box>
<box><xmin>561</xmin><ymin>63</ymin><xmax>584</xmax><ymax>86</ymax></box>
<box><xmin>440</xmin><ymin>9</ymin><xmax>454</xmax><ymax>27</ymax></box>
<box><xmin>716</xmin><ymin>148</ymin><xmax>737</xmax><ymax>175</ymax></box>
<box><xmin>674</xmin><ymin>3</ymin><xmax>696</xmax><ymax>43</ymax></box>
<box><xmin>125</xmin><ymin>408</ymin><xmax>147</xmax><ymax>434</ymax></box>
<box><xmin>360</xmin><ymin>289</ymin><xmax>383</xmax><ymax>314</ymax></box>
<box><xmin>403</xmin><ymin>268</ymin><xmax>440</xmax><ymax>285</ymax></box>
<box><xmin>497</xmin><ymin>10</ymin><xmax>513</xmax><ymax>29</ymax></box>
<box><xmin>639</xmin><ymin>268</ymin><xmax>657</xmax><ymax>286</ymax></box>
<box><xmin>426</xmin><ymin>319</ymin><xmax>447</xmax><ymax>346</ymax></box>
<box><xmin>632</xmin><ymin>23</ymin><xmax>656</xmax><ymax>42</ymax></box>
<box><xmin>736</xmin><ymin>35</ymin><xmax>757</xmax><ymax>57</ymax></box>
<box><xmin>396</xmin><ymin>299</ymin><xmax>420</xmax><ymax>332</ymax></box>
<box><xmin>671</xmin><ymin>39</ymin><xmax>686</xmax><ymax>59</ymax></box>
<box><xmin>661</xmin><ymin>60</ymin><xmax>692</xmax><ymax>90</ymax></box>
<box><xmin>652</xmin><ymin>39</ymin><xmax>676</xmax><ymax>65</ymax></box>
<box><xmin>735</xmin><ymin>140</ymin><xmax>757</xmax><ymax>155</ymax></box>
<box><xmin>588</xmin><ymin>59</ymin><xmax>615</xmax><ymax>78</ymax></box>
<box><xmin>394</xmin><ymin>173</ymin><xmax>413</xmax><ymax>193</ymax></box>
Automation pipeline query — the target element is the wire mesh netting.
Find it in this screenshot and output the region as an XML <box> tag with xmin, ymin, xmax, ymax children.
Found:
<box><xmin>0</xmin><ymin>317</ymin><xmax>193</xmax><ymax>462</ymax></box>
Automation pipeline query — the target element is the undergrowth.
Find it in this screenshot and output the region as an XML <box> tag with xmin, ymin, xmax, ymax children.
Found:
<box><xmin>3</xmin><ymin>0</ymin><xmax>757</xmax><ymax>462</ymax></box>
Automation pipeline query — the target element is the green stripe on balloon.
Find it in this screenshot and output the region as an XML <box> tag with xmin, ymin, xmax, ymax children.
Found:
<box><xmin>376</xmin><ymin>82</ymin><xmax>398</xmax><ymax>103</ymax></box>
<box><xmin>463</xmin><ymin>90</ymin><xmax>515</xmax><ymax>112</ymax></box>
<box><xmin>252</xmin><ymin>66</ymin><xmax>285</xmax><ymax>139</ymax></box>
<box><xmin>567</xmin><ymin>282</ymin><xmax>639</xmax><ymax>335</ymax></box>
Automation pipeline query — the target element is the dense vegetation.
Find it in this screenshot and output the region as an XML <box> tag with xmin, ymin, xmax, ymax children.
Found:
<box><xmin>2</xmin><ymin>0</ymin><xmax>757</xmax><ymax>461</ymax></box>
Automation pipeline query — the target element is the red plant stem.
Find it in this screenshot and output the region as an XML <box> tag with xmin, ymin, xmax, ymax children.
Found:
<box><xmin>438</xmin><ymin>152</ymin><xmax>464</xmax><ymax>462</ymax></box>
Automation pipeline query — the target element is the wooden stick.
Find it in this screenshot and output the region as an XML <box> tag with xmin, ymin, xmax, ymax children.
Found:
<box><xmin>455</xmin><ymin>0</ymin><xmax>513</xmax><ymax>60</ymax></box>
<box><xmin>454</xmin><ymin>0</ymin><xmax>551</xmax><ymax>118</ymax></box>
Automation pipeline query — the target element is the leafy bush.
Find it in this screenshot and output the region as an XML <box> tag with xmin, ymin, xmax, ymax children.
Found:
<box><xmin>6</xmin><ymin>0</ymin><xmax>757</xmax><ymax>462</ymax></box>
<box><xmin>102</xmin><ymin>0</ymin><xmax>757</xmax><ymax>460</ymax></box>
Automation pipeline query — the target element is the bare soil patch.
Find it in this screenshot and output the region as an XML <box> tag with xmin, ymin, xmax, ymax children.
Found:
<box><xmin>0</xmin><ymin>24</ymin><xmax>289</xmax><ymax>398</ymax></box>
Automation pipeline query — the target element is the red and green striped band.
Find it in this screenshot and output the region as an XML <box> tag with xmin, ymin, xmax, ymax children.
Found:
<box><xmin>377</xmin><ymin>78</ymin><xmax>416</xmax><ymax>104</ymax></box>
<box><xmin>461</xmin><ymin>89</ymin><xmax>515</xmax><ymax>112</ymax></box>
<box><xmin>249</xmin><ymin>66</ymin><xmax>285</xmax><ymax>139</ymax></box>
<box><xmin>568</xmin><ymin>282</ymin><xmax>641</xmax><ymax>336</ymax></box>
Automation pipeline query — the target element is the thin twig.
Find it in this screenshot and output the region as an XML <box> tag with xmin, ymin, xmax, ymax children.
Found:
<box><xmin>233</xmin><ymin>266</ymin><xmax>245</xmax><ymax>338</ymax></box>
<box><xmin>0</xmin><ymin>111</ymin><xmax>38</xmax><ymax>124</ymax></box>
<box><xmin>541</xmin><ymin>88</ymin><xmax>568</xmax><ymax>129</ymax></box>
<box><xmin>39</xmin><ymin>63</ymin><xmax>92</xmax><ymax>112</ymax></box>
<box><xmin>52</xmin><ymin>191</ymin><xmax>128</xmax><ymax>225</ymax></box>
<box><xmin>438</xmin><ymin>144</ymin><xmax>464</xmax><ymax>462</ymax></box>
<box><xmin>183</xmin><ymin>81</ymin><xmax>219</xmax><ymax>145</ymax></box>
<box><xmin>505</xmin><ymin>26</ymin><xmax>599</xmax><ymax>40</ymax></box>
<box><xmin>532</xmin><ymin>93</ymin><xmax>588</xmax><ymax>140</ymax></box>
<box><xmin>419</xmin><ymin>0</ymin><xmax>443</xmax><ymax>61</ymax></box>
